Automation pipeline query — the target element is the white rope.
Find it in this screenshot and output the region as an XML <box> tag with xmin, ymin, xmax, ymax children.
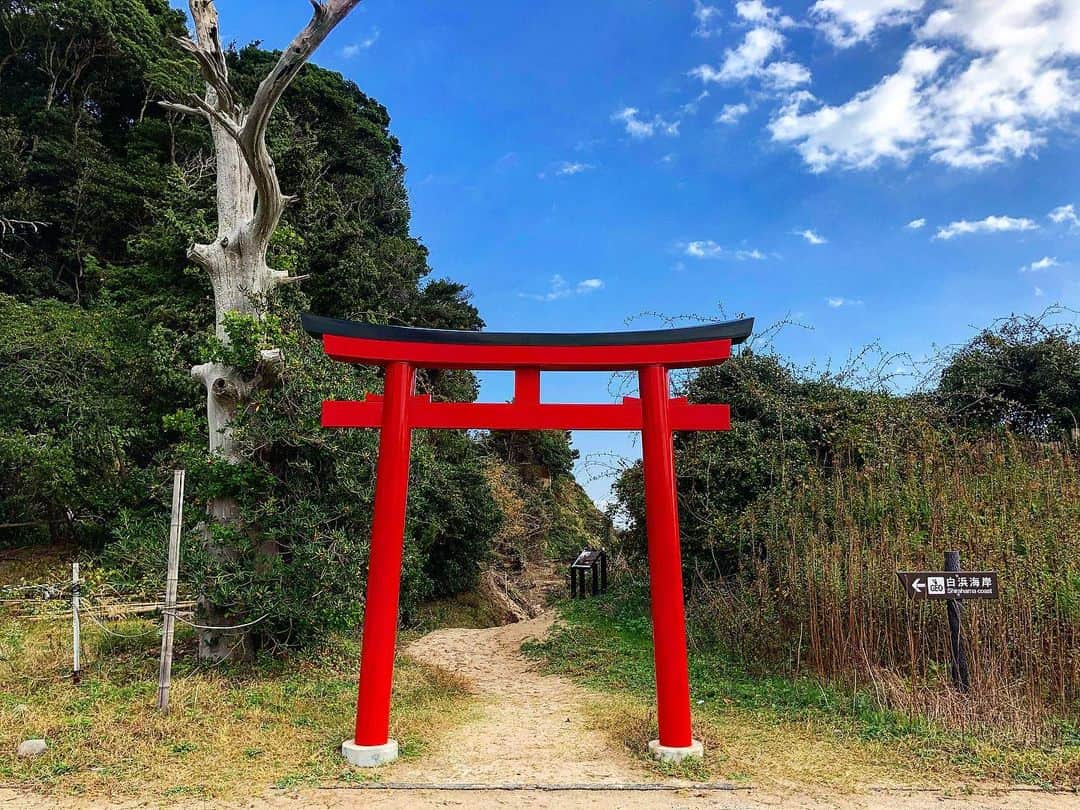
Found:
<box><xmin>164</xmin><ymin>611</ymin><xmax>270</xmax><ymax>632</ymax></box>
<box><xmin>82</xmin><ymin>609</ymin><xmax>161</xmax><ymax>638</ymax></box>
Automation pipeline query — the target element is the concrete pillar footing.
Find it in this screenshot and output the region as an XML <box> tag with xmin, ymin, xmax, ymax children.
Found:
<box><xmin>648</xmin><ymin>738</ymin><xmax>704</xmax><ymax>763</ymax></box>
<box><xmin>341</xmin><ymin>738</ymin><xmax>398</xmax><ymax>767</ymax></box>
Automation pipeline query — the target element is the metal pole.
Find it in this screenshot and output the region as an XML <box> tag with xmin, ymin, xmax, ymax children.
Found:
<box><xmin>71</xmin><ymin>562</ymin><xmax>81</xmax><ymax>685</ymax></box>
<box><xmin>638</xmin><ymin>365</ymin><xmax>694</xmax><ymax>749</ymax></box>
<box><xmin>354</xmin><ymin>362</ymin><xmax>415</xmax><ymax>746</ymax></box>
<box><xmin>945</xmin><ymin>550</ymin><xmax>970</xmax><ymax>692</ymax></box>
<box><xmin>157</xmin><ymin>470</ymin><xmax>185</xmax><ymax>713</ymax></box>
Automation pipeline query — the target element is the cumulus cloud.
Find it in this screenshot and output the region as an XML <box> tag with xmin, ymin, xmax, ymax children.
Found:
<box><xmin>906</xmin><ymin>217</ymin><xmax>927</xmax><ymax>229</ymax></box>
<box><xmin>520</xmin><ymin>275</ymin><xmax>605</xmax><ymax>302</ymax></box>
<box><xmin>690</xmin><ymin>2</ymin><xmax>808</xmax><ymax>90</ymax></box>
<box><xmin>933</xmin><ymin>214</ymin><xmax>1038</xmax><ymax>240</ymax></box>
<box><xmin>1049</xmin><ymin>204</ymin><xmax>1079</xmax><ymax>226</ymax></box>
<box><xmin>812</xmin><ymin>0</ymin><xmax>925</xmax><ymax>48</ymax></box>
<box><xmin>612</xmin><ymin>107</ymin><xmax>680</xmax><ymax>138</ymax></box>
<box><xmin>683</xmin><ymin>240</ymin><xmax>766</xmax><ymax>260</ymax></box>
<box><xmin>693</xmin><ymin>0</ymin><xmax>723</xmax><ymax>37</ymax></box>
<box><xmin>691</xmin><ymin>27</ymin><xmax>784</xmax><ymax>83</ymax></box>
<box><xmin>826</xmin><ymin>296</ymin><xmax>864</xmax><ymax>307</ymax></box>
<box><xmin>735</xmin><ymin>0</ymin><xmax>794</xmax><ymax>27</ymax></box>
<box><xmin>1020</xmin><ymin>256</ymin><xmax>1059</xmax><ymax>273</ymax></box>
<box><xmin>716</xmin><ymin>103</ymin><xmax>750</xmax><ymax>125</ymax></box>
<box><xmin>771</xmin><ymin>0</ymin><xmax>1080</xmax><ymax>171</ymax></box>
<box><xmin>795</xmin><ymin>228</ymin><xmax>828</xmax><ymax>244</ymax></box>
<box><xmin>770</xmin><ymin>46</ymin><xmax>947</xmax><ymax>172</ymax></box>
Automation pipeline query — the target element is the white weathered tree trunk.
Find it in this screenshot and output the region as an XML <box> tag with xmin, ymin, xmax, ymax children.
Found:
<box><xmin>164</xmin><ymin>0</ymin><xmax>361</xmax><ymax>660</ymax></box>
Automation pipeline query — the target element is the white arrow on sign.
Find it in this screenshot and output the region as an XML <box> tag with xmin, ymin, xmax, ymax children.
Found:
<box><xmin>912</xmin><ymin>578</ymin><xmax>925</xmax><ymax>594</ymax></box>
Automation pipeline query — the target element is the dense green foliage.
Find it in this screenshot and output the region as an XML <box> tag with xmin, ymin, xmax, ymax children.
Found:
<box><xmin>0</xmin><ymin>0</ymin><xmax>516</xmax><ymax>646</ymax></box>
<box><xmin>484</xmin><ymin>430</ymin><xmax>579</xmax><ymax>478</ymax></box>
<box><xmin>938</xmin><ymin>314</ymin><xmax>1080</xmax><ymax>439</ymax></box>
<box><xmin>613</xmin><ymin>351</ymin><xmax>934</xmax><ymax>572</ymax></box>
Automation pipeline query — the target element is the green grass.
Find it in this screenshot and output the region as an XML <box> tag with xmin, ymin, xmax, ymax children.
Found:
<box><xmin>525</xmin><ymin>589</ymin><xmax>1080</xmax><ymax>789</ymax></box>
<box><xmin>0</xmin><ymin>611</ymin><xmax>476</xmax><ymax>800</ymax></box>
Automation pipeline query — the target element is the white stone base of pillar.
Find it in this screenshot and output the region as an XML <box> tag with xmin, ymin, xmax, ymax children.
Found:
<box><xmin>341</xmin><ymin>738</ymin><xmax>398</xmax><ymax>767</ymax></box>
<box><xmin>648</xmin><ymin>738</ymin><xmax>704</xmax><ymax>762</ymax></box>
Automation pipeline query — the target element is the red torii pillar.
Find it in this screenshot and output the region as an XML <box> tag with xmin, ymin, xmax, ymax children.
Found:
<box><xmin>303</xmin><ymin>313</ymin><xmax>753</xmax><ymax>767</ymax></box>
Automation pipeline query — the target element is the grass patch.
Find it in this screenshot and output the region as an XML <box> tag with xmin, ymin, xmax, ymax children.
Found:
<box><xmin>0</xmin><ymin>606</ymin><xmax>475</xmax><ymax>800</ymax></box>
<box><xmin>525</xmin><ymin>590</ymin><xmax>1080</xmax><ymax>791</ymax></box>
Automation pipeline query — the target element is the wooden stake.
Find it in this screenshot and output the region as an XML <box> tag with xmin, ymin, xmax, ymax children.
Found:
<box><xmin>71</xmin><ymin>562</ymin><xmax>81</xmax><ymax>684</ymax></box>
<box><xmin>945</xmin><ymin>550</ymin><xmax>970</xmax><ymax>692</ymax></box>
<box><xmin>157</xmin><ymin>470</ymin><xmax>186</xmax><ymax>713</ymax></box>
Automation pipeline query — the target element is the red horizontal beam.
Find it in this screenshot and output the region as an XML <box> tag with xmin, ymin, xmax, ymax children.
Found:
<box><xmin>322</xmin><ymin>395</ymin><xmax>731</xmax><ymax>432</ymax></box>
<box><xmin>322</xmin><ymin>334</ymin><xmax>732</xmax><ymax>371</ymax></box>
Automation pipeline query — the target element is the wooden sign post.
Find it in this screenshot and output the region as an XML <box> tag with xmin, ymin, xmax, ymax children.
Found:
<box><xmin>897</xmin><ymin>551</ymin><xmax>999</xmax><ymax>692</ymax></box>
<box><xmin>157</xmin><ymin>470</ymin><xmax>186</xmax><ymax>713</ymax></box>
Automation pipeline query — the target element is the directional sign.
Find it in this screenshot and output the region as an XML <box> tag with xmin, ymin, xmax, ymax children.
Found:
<box><xmin>897</xmin><ymin>571</ymin><xmax>999</xmax><ymax>600</ymax></box>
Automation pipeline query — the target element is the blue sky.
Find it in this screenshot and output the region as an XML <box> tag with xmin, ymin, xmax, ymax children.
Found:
<box><xmin>182</xmin><ymin>1</ymin><xmax>1080</xmax><ymax>503</ymax></box>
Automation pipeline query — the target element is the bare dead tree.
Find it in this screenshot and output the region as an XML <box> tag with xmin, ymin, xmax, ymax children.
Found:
<box><xmin>162</xmin><ymin>0</ymin><xmax>361</xmax><ymax>660</ymax></box>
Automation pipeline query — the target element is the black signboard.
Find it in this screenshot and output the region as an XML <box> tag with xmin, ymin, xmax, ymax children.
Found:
<box><xmin>896</xmin><ymin>571</ymin><xmax>999</xmax><ymax>600</ymax></box>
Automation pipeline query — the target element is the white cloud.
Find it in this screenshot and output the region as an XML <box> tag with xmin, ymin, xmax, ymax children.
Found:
<box><xmin>612</xmin><ymin>107</ymin><xmax>680</xmax><ymax>138</ymax></box>
<box><xmin>1049</xmin><ymin>204</ymin><xmax>1079</xmax><ymax>226</ymax></box>
<box><xmin>341</xmin><ymin>28</ymin><xmax>379</xmax><ymax>57</ymax></box>
<box><xmin>689</xmin><ymin>1</ymin><xmax>807</xmax><ymax>94</ymax></box>
<box><xmin>906</xmin><ymin>217</ymin><xmax>927</xmax><ymax>229</ymax></box>
<box><xmin>683</xmin><ymin>240</ymin><xmax>766</xmax><ymax>260</ymax></box>
<box><xmin>795</xmin><ymin>228</ymin><xmax>828</xmax><ymax>245</ymax></box>
<box><xmin>681</xmin><ymin>90</ymin><xmax>711</xmax><ymax>116</ymax></box>
<box><xmin>1035</xmin><ymin>286</ymin><xmax>1045</xmax><ymax>297</ymax></box>
<box><xmin>769</xmin><ymin>46</ymin><xmax>947</xmax><ymax>172</ymax></box>
<box><xmin>520</xmin><ymin>275</ymin><xmax>605</xmax><ymax>302</ymax></box>
<box><xmin>692</xmin><ymin>27</ymin><xmax>783</xmax><ymax>82</ymax></box>
<box><xmin>764</xmin><ymin>61</ymin><xmax>812</xmax><ymax>88</ymax></box>
<box><xmin>736</xmin><ymin>248</ymin><xmax>767</xmax><ymax>260</ymax></box>
<box><xmin>934</xmin><ymin>214</ymin><xmax>1038</xmax><ymax>240</ymax></box>
<box><xmin>812</xmin><ymin>0</ymin><xmax>926</xmax><ymax>48</ymax></box>
<box><xmin>772</xmin><ymin>0</ymin><xmax>1080</xmax><ymax>171</ymax></box>
<box><xmin>717</xmin><ymin>103</ymin><xmax>750</xmax><ymax>124</ymax></box>
<box><xmin>735</xmin><ymin>0</ymin><xmax>794</xmax><ymax>27</ymax></box>
<box><xmin>1020</xmin><ymin>256</ymin><xmax>1059</xmax><ymax>273</ymax></box>
<box><xmin>553</xmin><ymin>161</ymin><xmax>595</xmax><ymax>177</ymax></box>
<box><xmin>693</xmin><ymin>0</ymin><xmax>723</xmax><ymax>37</ymax></box>
<box><xmin>691</xmin><ymin>26</ymin><xmax>810</xmax><ymax>89</ymax></box>
<box><xmin>826</xmin><ymin>296</ymin><xmax>864</xmax><ymax>307</ymax></box>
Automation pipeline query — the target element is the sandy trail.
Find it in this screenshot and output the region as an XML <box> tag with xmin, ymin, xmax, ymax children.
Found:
<box><xmin>389</xmin><ymin>612</ymin><xmax>649</xmax><ymax>786</ymax></box>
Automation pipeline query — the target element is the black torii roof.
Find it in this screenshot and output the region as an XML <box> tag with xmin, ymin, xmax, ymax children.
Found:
<box><xmin>301</xmin><ymin>313</ymin><xmax>754</xmax><ymax>348</ymax></box>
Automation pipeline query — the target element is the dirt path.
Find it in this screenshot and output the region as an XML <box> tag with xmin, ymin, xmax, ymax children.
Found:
<box><xmin>389</xmin><ymin>612</ymin><xmax>649</xmax><ymax>786</ymax></box>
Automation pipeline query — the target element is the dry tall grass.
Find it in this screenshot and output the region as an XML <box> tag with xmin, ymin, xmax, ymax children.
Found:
<box><xmin>689</xmin><ymin>436</ymin><xmax>1080</xmax><ymax>742</ymax></box>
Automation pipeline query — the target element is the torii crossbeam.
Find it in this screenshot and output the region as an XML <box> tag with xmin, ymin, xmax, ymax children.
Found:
<box><xmin>303</xmin><ymin>312</ymin><xmax>753</xmax><ymax>767</ymax></box>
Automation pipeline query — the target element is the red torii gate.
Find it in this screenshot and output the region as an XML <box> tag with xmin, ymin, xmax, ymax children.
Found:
<box><xmin>302</xmin><ymin>313</ymin><xmax>753</xmax><ymax>767</ymax></box>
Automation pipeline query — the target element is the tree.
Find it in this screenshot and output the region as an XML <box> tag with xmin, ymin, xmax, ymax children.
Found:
<box><xmin>938</xmin><ymin>312</ymin><xmax>1080</xmax><ymax>440</ymax></box>
<box><xmin>161</xmin><ymin>0</ymin><xmax>361</xmax><ymax>660</ymax></box>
